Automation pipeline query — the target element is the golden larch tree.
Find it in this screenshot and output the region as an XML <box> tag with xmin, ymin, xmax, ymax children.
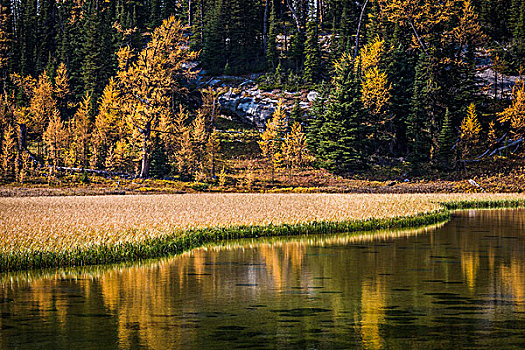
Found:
<box><xmin>360</xmin><ymin>37</ymin><xmax>392</xmax><ymax>148</ymax></box>
<box><xmin>43</xmin><ymin>109</ymin><xmax>68</xmax><ymax>168</ymax></box>
<box><xmin>498</xmin><ymin>78</ymin><xmax>525</xmax><ymax>140</ymax></box>
<box><xmin>259</xmin><ymin>100</ymin><xmax>287</xmax><ymax>182</ymax></box>
<box><xmin>68</xmin><ymin>93</ymin><xmax>92</xmax><ymax>168</ymax></box>
<box><xmin>205</xmin><ymin>131</ymin><xmax>220</xmax><ymax>178</ymax></box>
<box><xmin>93</xmin><ymin>78</ymin><xmax>129</xmax><ymax>168</ymax></box>
<box><xmin>105</xmin><ymin>140</ymin><xmax>134</xmax><ymax>173</ymax></box>
<box><xmin>30</xmin><ymin>72</ymin><xmax>57</xmax><ymax>137</ymax></box>
<box><xmin>282</xmin><ymin>122</ymin><xmax>309</xmax><ymax>179</ymax></box>
<box><xmin>54</xmin><ymin>63</ymin><xmax>71</xmax><ymax>116</ymax></box>
<box><xmin>1</xmin><ymin>123</ymin><xmax>17</xmax><ymax>180</ymax></box>
<box><xmin>460</xmin><ymin>103</ymin><xmax>482</xmax><ymax>157</ymax></box>
<box><xmin>192</xmin><ymin>111</ymin><xmax>208</xmax><ymax>174</ymax></box>
<box><xmin>116</xmin><ymin>16</ymin><xmax>197</xmax><ymax>178</ymax></box>
<box><xmin>0</xmin><ymin>4</ymin><xmax>10</xmax><ymax>87</ymax></box>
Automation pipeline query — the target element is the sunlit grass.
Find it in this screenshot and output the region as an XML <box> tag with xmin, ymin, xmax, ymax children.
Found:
<box><xmin>1</xmin><ymin>193</ymin><xmax>525</xmax><ymax>271</ymax></box>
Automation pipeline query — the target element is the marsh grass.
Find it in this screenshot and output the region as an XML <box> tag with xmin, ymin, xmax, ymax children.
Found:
<box><xmin>2</xmin><ymin>193</ymin><xmax>525</xmax><ymax>271</ymax></box>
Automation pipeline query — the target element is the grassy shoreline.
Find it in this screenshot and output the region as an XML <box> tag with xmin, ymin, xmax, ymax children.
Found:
<box><xmin>2</xmin><ymin>197</ymin><xmax>525</xmax><ymax>272</ymax></box>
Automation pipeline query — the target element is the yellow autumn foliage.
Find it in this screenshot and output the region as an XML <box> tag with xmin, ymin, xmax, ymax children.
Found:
<box><xmin>362</xmin><ymin>67</ymin><xmax>391</xmax><ymax>116</ymax></box>
<box><xmin>498</xmin><ymin>78</ymin><xmax>525</xmax><ymax>139</ymax></box>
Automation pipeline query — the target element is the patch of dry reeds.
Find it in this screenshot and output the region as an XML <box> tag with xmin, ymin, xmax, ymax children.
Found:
<box><xmin>1</xmin><ymin>193</ymin><xmax>525</xmax><ymax>271</ymax></box>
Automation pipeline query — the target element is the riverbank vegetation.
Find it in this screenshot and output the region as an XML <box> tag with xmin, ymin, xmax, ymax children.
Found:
<box><xmin>2</xmin><ymin>193</ymin><xmax>525</xmax><ymax>271</ymax></box>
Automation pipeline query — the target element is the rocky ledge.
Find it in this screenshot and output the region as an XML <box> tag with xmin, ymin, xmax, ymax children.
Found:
<box><xmin>200</xmin><ymin>75</ymin><xmax>319</xmax><ymax>129</ymax></box>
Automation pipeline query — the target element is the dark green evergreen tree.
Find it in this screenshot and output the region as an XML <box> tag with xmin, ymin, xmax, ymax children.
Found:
<box><xmin>386</xmin><ymin>42</ymin><xmax>415</xmax><ymax>154</ymax></box>
<box><xmin>510</xmin><ymin>0</ymin><xmax>525</xmax><ymax>70</ymax></box>
<box><xmin>202</xmin><ymin>0</ymin><xmax>225</xmax><ymax>74</ymax></box>
<box><xmin>289</xmin><ymin>29</ymin><xmax>305</xmax><ymax>71</ymax></box>
<box><xmin>309</xmin><ymin>55</ymin><xmax>369</xmax><ymax>173</ymax></box>
<box><xmin>289</xmin><ymin>98</ymin><xmax>304</xmax><ymax>127</ymax></box>
<box><xmin>81</xmin><ymin>1</ymin><xmax>115</xmax><ymax>100</ymax></box>
<box><xmin>437</xmin><ymin>109</ymin><xmax>456</xmax><ymax>170</ymax></box>
<box><xmin>407</xmin><ymin>53</ymin><xmax>434</xmax><ymax>165</ymax></box>
<box><xmin>266</xmin><ymin>0</ymin><xmax>278</xmax><ymax>69</ymax></box>
<box><xmin>149</xmin><ymin>135</ymin><xmax>170</xmax><ymax>178</ymax></box>
<box><xmin>303</xmin><ymin>20</ymin><xmax>321</xmax><ymax>83</ymax></box>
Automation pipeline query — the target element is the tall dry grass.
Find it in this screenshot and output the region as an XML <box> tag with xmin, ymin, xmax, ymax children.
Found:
<box><xmin>2</xmin><ymin>193</ymin><xmax>525</xmax><ymax>256</ymax></box>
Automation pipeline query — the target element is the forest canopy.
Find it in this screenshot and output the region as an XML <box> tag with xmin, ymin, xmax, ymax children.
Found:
<box><xmin>0</xmin><ymin>0</ymin><xmax>524</xmax><ymax>182</ymax></box>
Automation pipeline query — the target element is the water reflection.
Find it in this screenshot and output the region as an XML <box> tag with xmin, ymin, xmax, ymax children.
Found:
<box><xmin>1</xmin><ymin>210</ymin><xmax>525</xmax><ymax>349</ymax></box>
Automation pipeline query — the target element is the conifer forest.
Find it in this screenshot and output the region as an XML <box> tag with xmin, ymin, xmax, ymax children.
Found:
<box><xmin>0</xmin><ymin>0</ymin><xmax>524</xmax><ymax>188</ymax></box>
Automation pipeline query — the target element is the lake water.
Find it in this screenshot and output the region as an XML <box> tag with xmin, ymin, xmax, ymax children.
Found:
<box><xmin>1</xmin><ymin>209</ymin><xmax>525</xmax><ymax>349</ymax></box>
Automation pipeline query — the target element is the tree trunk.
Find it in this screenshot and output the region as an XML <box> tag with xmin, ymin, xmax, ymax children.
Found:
<box><xmin>286</xmin><ymin>0</ymin><xmax>302</xmax><ymax>33</ymax></box>
<box><xmin>18</xmin><ymin>123</ymin><xmax>27</xmax><ymax>152</ymax></box>
<box><xmin>494</xmin><ymin>70</ymin><xmax>498</xmax><ymax>98</ymax></box>
<box><xmin>139</xmin><ymin>126</ymin><xmax>151</xmax><ymax>178</ymax></box>
<box><xmin>188</xmin><ymin>0</ymin><xmax>192</xmax><ymax>27</ymax></box>
<box><xmin>200</xmin><ymin>0</ymin><xmax>204</xmax><ymax>43</ymax></box>
<box><xmin>263</xmin><ymin>0</ymin><xmax>269</xmax><ymax>55</ymax></box>
<box><xmin>354</xmin><ymin>0</ymin><xmax>369</xmax><ymax>58</ymax></box>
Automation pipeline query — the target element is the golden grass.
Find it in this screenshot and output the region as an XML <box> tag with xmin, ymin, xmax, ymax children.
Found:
<box><xmin>2</xmin><ymin>192</ymin><xmax>525</xmax><ymax>256</ymax></box>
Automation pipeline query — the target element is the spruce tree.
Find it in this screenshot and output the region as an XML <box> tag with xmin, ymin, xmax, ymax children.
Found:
<box><xmin>311</xmin><ymin>54</ymin><xmax>369</xmax><ymax>173</ymax></box>
<box><xmin>407</xmin><ymin>53</ymin><xmax>433</xmax><ymax>165</ymax></box>
<box><xmin>386</xmin><ymin>42</ymin><xmax>415</xmax><ymax>154</ymax></box>
<box><xmin>303</xmin><ymin>20</ymin><xmax>321</xmax><ymax>83</ymax></box>
<box><xmin>202</xmin><ymin>0</ymin><xmax>225</xmax><ymax>74</ymax></box>
<box><xmin>266</xmin><ymin>0</ymin><xmax>278</xmax><ymax>69</ymax></box>
<box><xmin>81</xmin><ymin>1</ymin><xmax>114</xmax><ymax>100</ymax></box>
<box><xmin>149</xmin><ymin>134</ymin><xmax>170</xmax><ymax>178</ymax></box>
<box><xmin>289</xmin><ymin>29</ymin><xmax>305</xmax><ymax>71</ymax></box>
<box><xmin>437</xmin><ymin>109</ymin><xmax>456</xmax><ymax>170</ymax></box>
<box><xmin>289</xmin><ymin>98</ymin><xmax>304</xmax><ymax>127</ymax></box>
<box><xmin>510</xmin><ymin>0</ymin><xmax>525</xmax><ymax>70</ymax></box>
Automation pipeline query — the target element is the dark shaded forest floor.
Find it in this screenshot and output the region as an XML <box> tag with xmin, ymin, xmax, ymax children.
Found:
<box><xmin>1</xmin><ymin>156</ymin><xmax>524</xmax><ymax>197</ymax></box>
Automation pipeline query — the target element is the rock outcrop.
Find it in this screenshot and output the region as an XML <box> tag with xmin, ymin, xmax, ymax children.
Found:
<box><xmin>212</xmin><ymin>78</ymin><xmax>316</xmax><ymax>129</ymax></box>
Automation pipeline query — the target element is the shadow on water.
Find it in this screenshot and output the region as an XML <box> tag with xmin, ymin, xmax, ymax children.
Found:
<box><xmin>1</xmin><ymin>209</ymin><xmax>525</xmax><ymax>349</ymax></box>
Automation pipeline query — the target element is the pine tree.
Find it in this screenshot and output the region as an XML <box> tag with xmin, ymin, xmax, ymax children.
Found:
<box><xmin>149</xmin><ymin>134</ymin><xmax>169</xmax><ymax>178</ymax></box>
<box><xmin>289</xmin><ymin>98</ymin><xmax>305</xmax><ymax>127</ymax></box>
<box><xmin>306</xmin><ymin>82</ymin><xmax>329</xmax><ymax>152</ymax></box>
<box><xmin>407</xmin><ymin>53</ymin><xmax>434</xmax><ymax>164</ymax></box>
<box><xmin>81</xmin><ymin>1</ymin><xmax>114</xmax><ymax>99</ymax></box>
<box><xmin>202</xmin><ymin>0</ymin><xmax>225</xmax><ymax>74</ymax></box>
<box><xmin>289</xmin><ymin>29</ymin><xmax>305</xmax><ymax>71</ymax></box>
<box><xmin>303</xmin><ymin>20</ymin><xmax>321</xmax><ymax>83</ymax></box>
<box><xmin>311</xmin><ymin>53</ymin><xmax>369</xmax><ymax>173</ymax></box>
<box><xmin>266</xmin><ymin>0</ymin><xmax>278</xmax><ymax>69</ymax></box>
<box><xmin>510</xmin><ymin>0</ymin><xmax>525</xmax><ymax>70</ymax></box>
<box><xmin>386</xmin><ymin>42</ymin><xmax>415</xmax><ymax>154</ymax></box>
<box><xmin>437</xmin><ymin>109</ymin><xmax>456</xmax><ymax>169</ymax></box>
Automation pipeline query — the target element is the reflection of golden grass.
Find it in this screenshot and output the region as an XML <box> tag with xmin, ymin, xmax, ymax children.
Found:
<box><xmin>1</xmin><ymin>193</ymin><xmax>525</xmax><ymax>255</ymax></box>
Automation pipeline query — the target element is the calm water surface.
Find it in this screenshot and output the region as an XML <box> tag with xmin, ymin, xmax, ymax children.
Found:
<box><xmin>2</xmin><ymin>209</ymin><xmax>525</xmax><ymax>349</ymax></box>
